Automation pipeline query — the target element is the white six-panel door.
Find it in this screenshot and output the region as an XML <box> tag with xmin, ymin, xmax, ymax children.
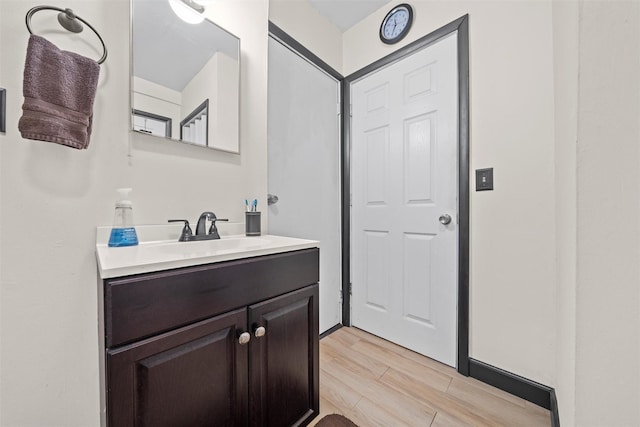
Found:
<box><xmin>351</xmin><ymin>33</ymin><xmax>458</xmax><ymax>366</ymax></box>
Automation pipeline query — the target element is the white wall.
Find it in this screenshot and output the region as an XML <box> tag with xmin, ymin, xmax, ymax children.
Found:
<box><xmin>181</xmin><ymin>55</ymin><xmax>217</xmax><ymax>125</ymax></box>
<box><xmin>269</xmin><ymin>0</ymin><xmax>343</xmax><ymax>73</ymax></box>
<box><xmin>0</xmin><ymin>0</ymin><xmax>269</xmax><ymax>425</ymax></box>
<box><xmin>548</xmin><ymin>2</ymin><xmax>640</xmax><ymax>424</ymax></box>
<box><xmin>574</xmin><ymin>2</ymin><xmax>640</xmax><ymax>425</ymax></box>
<box><xmin>182</xmin><ymin>61</ymin><xmax>239</xmax><ymax>150</ymax></box>
<box><xmin>133</xmin><ymin>76</ymin><xmax>182</xmax><ymax>137</ymax></box>
<box><xmin>552</xmin><ymin>0</ymin><xmax>578</xmax><ymax>424</ymax></box>
<box><xmin>213</xmin><ymin>52</ymin><xmax>240</xmax><ymax>152</ymax></box>
<box><xmin>344</xmin><ymin>1</ymin><xmax>557</xmax><ymax>386</ymax></box>
<box><xmin>182</xmin><ymin>53</ymin><xmax>220</xmax><ymax>146</ymax></box>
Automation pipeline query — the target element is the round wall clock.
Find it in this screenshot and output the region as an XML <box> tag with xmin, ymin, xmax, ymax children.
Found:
<box><xmin>379</xmin><ymin>4</ymin><xmax>414</xmax><ymax>45</ymax></box>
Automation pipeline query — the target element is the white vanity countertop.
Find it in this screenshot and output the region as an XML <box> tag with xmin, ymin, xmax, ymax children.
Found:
<box><xmin>96</xmin><ymin>227</ymin><xmax>319</xmax><ymax>279</ymax></box>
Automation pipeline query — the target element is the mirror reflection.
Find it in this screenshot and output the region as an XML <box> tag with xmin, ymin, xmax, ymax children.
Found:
<box><xmin>132</xmin><ymin>0</ymin><xmax>240</xmax><ymax>153</ymax></box>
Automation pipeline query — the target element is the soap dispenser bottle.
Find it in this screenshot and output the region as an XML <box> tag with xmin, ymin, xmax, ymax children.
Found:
<box><xmin>108</xmin><ymin>188</ymin><xmax>139</xmax><ymax>247</ymax></box>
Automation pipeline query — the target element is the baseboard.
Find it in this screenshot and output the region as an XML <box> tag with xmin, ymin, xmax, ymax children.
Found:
<box><xmin>550</xmin><ymin>389</ymin><xmax>560</xmax><ymax>427</ymax></box>
<box><xmin>469</xmin><ymin>358</ymin><xmax>561</xmax><ymax>426</ymax></box>
<box><xmin>319</xmin><ymin>323</ymin><xmax>343</xmax><ymax>340</ymax></box>
<box><xmin>469</xmin><ymin>358</ymin><xmax>552</xmax><ymax>409</ymax></box>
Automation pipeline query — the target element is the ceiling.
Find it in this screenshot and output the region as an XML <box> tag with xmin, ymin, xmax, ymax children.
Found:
<box><xmin>307</xmin><ymin>0</ymin><xmax>393</xmax><ymax>31</ymax></box>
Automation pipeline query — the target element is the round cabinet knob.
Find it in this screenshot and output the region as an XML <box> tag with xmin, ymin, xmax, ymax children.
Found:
<box><xmin>238</xmin><ymin>332</ymin><xmax>251</xmax><ymax>345</ymax></box>
<box><xmin>254</xmin><ymin>326</ymin><xmax>266</xmax><ymax>338</ymax></box>
<box><xmin>439</xmin><ymin>214</ymin><xmax>452</xmax><ymax>225</ymax></box>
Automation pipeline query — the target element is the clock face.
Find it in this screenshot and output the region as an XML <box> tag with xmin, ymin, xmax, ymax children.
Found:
<box><xmin>380</xmin><ymin>4</ymin><xmax>413</xmax><ymax>44</ymax></box>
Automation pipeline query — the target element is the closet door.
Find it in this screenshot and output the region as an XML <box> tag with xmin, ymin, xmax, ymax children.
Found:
<box><xmin>267</xmin><ymin>36</ymin><xmax>341</xmax><ymax>334</ymax></box>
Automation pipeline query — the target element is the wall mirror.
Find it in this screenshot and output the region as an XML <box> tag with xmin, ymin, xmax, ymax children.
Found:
<box><xmin>131</xmin><ymin>0</ymin><xmax>240</xmax><ymax>153</ymax></box>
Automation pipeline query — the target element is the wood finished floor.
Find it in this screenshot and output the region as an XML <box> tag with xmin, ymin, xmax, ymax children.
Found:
<box><xmin>311</xmin><ymin>327</ymin><xmax>551</xmax><ymax>427</ymax></box>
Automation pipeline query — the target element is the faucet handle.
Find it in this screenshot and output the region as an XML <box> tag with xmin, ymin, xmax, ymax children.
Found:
<box><xmin>168</xmin><ymin>219</ymin><xmax>193</xmax><ymax>242</ymax></box>
<box><xmin>208</xmin><ymin>218</ymin><xmax>228</xmax><ymax>235</ymax></box>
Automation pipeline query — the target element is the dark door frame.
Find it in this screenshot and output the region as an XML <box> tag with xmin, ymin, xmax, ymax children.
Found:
<box><xmin>341</xmin><ymin>15</ymin><xmax>470</xmax><ymax>375</ymax></box>
<box><xmin>269</xmin><ymin>15</ymin><xmax>470</xmax><ymax>375</ymax></box>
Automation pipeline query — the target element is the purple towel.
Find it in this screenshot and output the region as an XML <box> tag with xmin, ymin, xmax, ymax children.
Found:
<box><xmin>18</xmin><ymin>35</ymin><xmax>100</xmax><ymax>150</ymax></box>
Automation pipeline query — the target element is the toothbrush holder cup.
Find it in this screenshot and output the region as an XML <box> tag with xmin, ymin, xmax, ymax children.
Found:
<box><xmin>245</xmin><ymin>212</ymin><xmax>261</xmax><ymax>236</ymax></box>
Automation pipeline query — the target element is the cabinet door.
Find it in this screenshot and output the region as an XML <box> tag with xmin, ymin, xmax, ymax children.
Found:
<box><xmin>248</xmin><ymin>285</ymin><xmax>319</xmax><ymax>427</ymax></box>
<box><xmin>107</xmin><ymin>308</ymin><xmax>248</xmax><ymax>427</ymax></box>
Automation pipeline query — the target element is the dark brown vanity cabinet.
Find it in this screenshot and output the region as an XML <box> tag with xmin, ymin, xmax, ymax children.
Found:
<box><xmin>248</xmin><ymin>286</ymin><xmax>320</xmax><ymax>426</ymax></box>
<box><xmin>103</xmin><ymin>249</ymin><xmax>319</xmax><ymax>427</ymax></box>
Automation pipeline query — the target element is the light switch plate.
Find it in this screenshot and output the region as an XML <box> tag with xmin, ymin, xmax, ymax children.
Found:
<box><xmin>476</xmin><ymin>168</ymin><xmax>493</xmax><ymax>191</ymax></box>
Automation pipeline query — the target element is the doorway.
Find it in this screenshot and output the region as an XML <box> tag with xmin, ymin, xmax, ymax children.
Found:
<box><xmin>343</xmin><ymin>16</ymin><xmax>470</xmax><ymax>374</ymax></box>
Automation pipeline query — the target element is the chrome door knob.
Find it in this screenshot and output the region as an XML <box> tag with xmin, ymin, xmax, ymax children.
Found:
<box><xmin>439</xmin><ymin>214</ymin><xmax>452</xmax><ymax>225</ymax></box>
<box><xmin>238</xmin><ymin>332</ymin><xmax>251</xmax><ymax>345</ymax></box>
<box><xmin>267</xmin><ymin>194</ymin><xmax>279</xmax><ymax>205</ymax></box>
<box><xmin>254</xmin><ymin>326</ymin><xmax>266</xmax><ymax>338</ymax></box>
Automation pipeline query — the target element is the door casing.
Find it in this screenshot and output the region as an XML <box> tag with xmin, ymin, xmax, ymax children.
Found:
<box><xmin>342</xmin><ymin>15</ymin><xmax>470</xmax><ymax>375</ymax></box>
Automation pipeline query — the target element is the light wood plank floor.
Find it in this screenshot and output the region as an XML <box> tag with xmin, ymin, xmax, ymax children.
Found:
<box><xmin>311</xmin><ymin>327</ymin><xmax>551</xmax><ymax>427</ymax></box>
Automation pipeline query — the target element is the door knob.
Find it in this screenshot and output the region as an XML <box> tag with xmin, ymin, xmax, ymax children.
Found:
<box><xmin>439</xmin><ymin>214</ymin><xmax>452</xmax><ymax>225</ymax></box>
<box><xmin>254</xmin><ymin>326</ymin><xmax>266</xmax><ymax>338</ymax></box>
<box><xmin>267</xmin><ymin>194</ymin><xmax>279</xmax><ymax>205</ymax></box>
<box><xmin>238</xmin><ymin>332</ymin><xmax>251</xmax><ymax>345</ymax></box>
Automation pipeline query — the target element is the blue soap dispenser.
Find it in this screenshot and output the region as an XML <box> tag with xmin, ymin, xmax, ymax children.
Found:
<box><xmin>108</xmin><ymin>188</ymin><xmax>139</xmax><ymax>247</ymax></box>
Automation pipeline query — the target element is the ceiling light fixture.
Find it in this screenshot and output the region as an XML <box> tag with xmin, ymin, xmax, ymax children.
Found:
<box><xmin>168</xmin><ymin>0</ymin><xmax>205</xmax><ymax>24</ymax></box>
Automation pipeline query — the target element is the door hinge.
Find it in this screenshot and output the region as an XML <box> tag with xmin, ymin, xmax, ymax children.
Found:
<box><xmin>349</xmin><ymin>283</ymin><xmax>353</xmax><ymax>295</ymax></box>
<box><xmin>349</xmin><ymin>103</ymin><xmax>353</xmax><ymax>118</ymax></box>
<box><xmin>341</xmin><ymin>283</ymin><xmax>353</xmax><ymax>302</ymax></box>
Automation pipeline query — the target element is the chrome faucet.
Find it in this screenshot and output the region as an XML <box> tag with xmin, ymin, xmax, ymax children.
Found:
<box><xmin>196</xmin><ymin>211</ymin><xmax>228</xmax><ymax>240</ymax></box>
<box><xmin>168</xmin><ymin>211</ymin><xmax>228</xmax><ymax>242</ymax></box>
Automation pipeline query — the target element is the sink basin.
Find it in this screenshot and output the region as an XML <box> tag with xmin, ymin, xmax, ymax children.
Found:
<box><xmin>143</xmin><ymin>236</ymin><xmax>272</xmax><ymax>255</ymax></box>
<box><xmin>96</xmin><ymin>234</ymin><xmax>319</xmax><ymax>278</ymax></box>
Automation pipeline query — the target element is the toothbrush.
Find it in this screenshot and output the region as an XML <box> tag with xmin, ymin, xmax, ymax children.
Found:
<box><xmin>245</xmin><ymin>199</ymin><xmax>249</xmax><ymax>212</ymax></box>
<box><xmin>252</xmin><ymin>199</ymin><xmax>257</xmax><ymax>212</ymax></box>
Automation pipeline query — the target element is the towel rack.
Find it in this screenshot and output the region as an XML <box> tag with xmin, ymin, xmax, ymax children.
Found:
<box><xmin>25</xmin><ymin>5</ymin><xmax>107</xmax><ymax>64</ymax></box>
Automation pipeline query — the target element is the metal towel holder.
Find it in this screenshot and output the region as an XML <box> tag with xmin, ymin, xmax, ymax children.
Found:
<box><xmin>25</xmin><ymin>5</ymin><xmax>107</xmax><ymax>64</ymax></box>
